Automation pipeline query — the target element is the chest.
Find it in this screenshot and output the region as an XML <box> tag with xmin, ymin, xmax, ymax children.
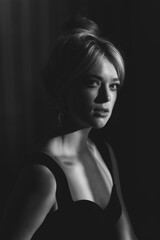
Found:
<box><xmin>55</xmin><ymin>150</ymin><xmax>113</xmax><ymax>209</ymax></box>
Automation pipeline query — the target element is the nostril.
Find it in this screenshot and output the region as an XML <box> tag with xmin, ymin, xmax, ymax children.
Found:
<box><xmin>94</xmin><ymin>86</ymin><xmax>111</xmax><ymax>103</ymax></box>
<box><xmin>101</xmin><ymin>86</ymin><xmax>111</xmax><ymax>101</ymax></box>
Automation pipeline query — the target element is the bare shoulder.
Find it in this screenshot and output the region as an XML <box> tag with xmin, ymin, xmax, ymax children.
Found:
<box><xmin>1</xmin><ymin>164</ymin><xmax>57</xmax><ymax>239</ymax></box>
<box><xmin>17</xmin><ymin>163</ymin><xmax>57</xmax><ymax>199</ymax></box>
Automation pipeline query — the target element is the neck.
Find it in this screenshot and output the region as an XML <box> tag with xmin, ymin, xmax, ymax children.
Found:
<box><xmin>45</xmin><ymin>113</ymin><xmax>93</xmax><ymax>155</ymax></box>
<box><xmin>61</xmin><ymin>127</ymin><xmax>92</xmax><ymax>154</ymax></box>
<box><xmin>58</xmin><ymin>114</ymin><xmax>93</xmax><ymax>153</ymax></box>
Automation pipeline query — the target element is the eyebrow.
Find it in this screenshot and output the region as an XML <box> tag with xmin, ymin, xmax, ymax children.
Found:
<box><xmin>84</xmin><ymin>74</ymin><xmax>120</xmax><ymax>82</ymax></box>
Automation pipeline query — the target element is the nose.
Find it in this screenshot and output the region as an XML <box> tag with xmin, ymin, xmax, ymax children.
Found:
<box><xmin>104</xmin><ymin>87</ymin><xmax>111</xmax><ymax>102</ymax></box>
<box><xmin>95</xmin><ymin>84</ymin><xmax>111</xmax><ymax>103</ymax></box>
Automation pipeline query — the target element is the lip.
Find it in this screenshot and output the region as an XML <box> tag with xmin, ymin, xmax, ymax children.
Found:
<box><xmin>93</xmin><ymin>108</ymin><xmax>109</xmax><ymax>117</ymax></box>
<box><xmin>94</xmin><ymin>107</ymin><xmax>109</xmax><ymax>112</ymax></box>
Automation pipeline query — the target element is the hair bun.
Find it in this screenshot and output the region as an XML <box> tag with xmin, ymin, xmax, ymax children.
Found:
<box><xmin>62</xmin><ymin>16</ymin><xmax>100</xmax><ymax>37</ymax></box>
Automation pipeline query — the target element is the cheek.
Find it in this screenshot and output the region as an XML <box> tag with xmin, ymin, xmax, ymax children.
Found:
<box><xmin>111</xmin><ymin>90</ymin><xmax>117</xmax><ymax>102</ymax></box>
<box><xmin>112</xmin><ymin>95</ymin><xmax>117</xmax><ymax>105</ymax></box>
<box><xmin>110</xmin><ymin>94</ymin><xmax>117</xmax><ymax>110</ymax></box>
<box><xmin>68</xmin><ymin>89</ymin><xmax>95</xmax><ymax>113</ymax></box>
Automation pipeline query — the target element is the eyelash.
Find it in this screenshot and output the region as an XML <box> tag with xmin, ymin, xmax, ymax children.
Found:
<box><xmin>86</xmin><ymin>80</ymin><xmax>121</xmax><ymax>91</ymax></box>
<box><xmin>86</xmin><ymin>79</ymin><xmax>101</xmax><ymax>87</ymax></box>
<box><xmin>109</xmin><ymin>83</ymin><xmax>121</xmax><ymax>91</ymax></box>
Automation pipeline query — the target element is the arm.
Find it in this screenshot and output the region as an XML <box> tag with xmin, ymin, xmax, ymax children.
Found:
<box><xmin>106</xmin><ymin>143</ymin><xmax>138</xmax><ymax>240</ymax></box>
<box><xmin>0</xmin><ymin>164</ymin><xmax>57</xmax><ymax>240</ymax></box>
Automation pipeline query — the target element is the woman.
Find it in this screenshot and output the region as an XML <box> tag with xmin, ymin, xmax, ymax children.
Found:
<box><xmin>1</xmin><ymin>17</ymin><xmax>138</xmax><ymax>240</ymax></box>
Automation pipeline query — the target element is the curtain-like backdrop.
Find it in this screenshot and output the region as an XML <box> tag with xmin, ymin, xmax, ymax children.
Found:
<box><xmin>0</xmin><ymin>0</ymin><xmax>134</xmax><ymax>166</ymax></box>
<box><xmin>0</xmin><ymin>0</ymin><xmax>88</xmax><ymax>166</ymax></box>
<box><xmin>0</xmin><ymin>0</ymin><xmax>159</xmax><ymax>239</ymax></box>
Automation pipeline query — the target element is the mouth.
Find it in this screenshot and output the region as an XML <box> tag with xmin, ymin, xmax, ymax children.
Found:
<box><xmin>93</xmin><ymin>107</ymin><xmax>109</xmax><ymax>117</ymax></box>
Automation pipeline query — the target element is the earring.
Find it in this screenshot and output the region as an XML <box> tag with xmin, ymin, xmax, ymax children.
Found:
<box><xmin>53</xmin><ymin>92</ymin><xmax>66</xmax><ymax>128</ymax></box>
<box><xmin>57</xmin><ymin>108</ymin><xmax>64</xmax><ymax>128</ymax></box>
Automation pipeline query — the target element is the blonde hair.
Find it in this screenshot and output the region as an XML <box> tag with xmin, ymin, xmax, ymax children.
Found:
<box><xmin>42</xmin><ymin>17</ymin><xmax>125</xmax><ymax>104</ymax></box>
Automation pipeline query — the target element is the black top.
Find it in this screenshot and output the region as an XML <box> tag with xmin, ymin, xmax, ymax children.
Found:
<box><xmin>29</xmin><ymin>134</ymin><xmax>122</xmax><ymax>240</ymax></box>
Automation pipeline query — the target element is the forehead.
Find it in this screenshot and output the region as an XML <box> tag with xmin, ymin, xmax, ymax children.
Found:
<box><xmin>87</xmin><ymin>57</ymin><xmax>118</xmax><ymax>80</ymax></box>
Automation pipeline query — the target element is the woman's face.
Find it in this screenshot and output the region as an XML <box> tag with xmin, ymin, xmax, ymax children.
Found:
<box><xmin>64</xmin><ymin>57</ymin><xmax>120</xmax><ymax>129</ymax></box>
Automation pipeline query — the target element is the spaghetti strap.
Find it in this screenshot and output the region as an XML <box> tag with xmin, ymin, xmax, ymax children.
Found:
<box><xmin>29</xmin><ymin>136</ymin><xmax>122</xmax><ymax>240</ymax></box>
<box><xmin>89</xmin><ymin>133</ymin><xmax>114</xmax><ymax>178</ymax></box>
<box><xmin>28</xmin><ymin>151</ymin><xmax>73</xmax><ymax>209</ymax></box>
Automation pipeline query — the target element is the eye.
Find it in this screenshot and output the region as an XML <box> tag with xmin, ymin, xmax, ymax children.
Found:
<box><xmin>86</xmin><ymin>79</ymin><xmax>101</xmax><ymax>88</ymax></box>
<box><xmin>109</xmin><ymin>82</ymin><xmax>121</xmax><ymax>91</ymax></box>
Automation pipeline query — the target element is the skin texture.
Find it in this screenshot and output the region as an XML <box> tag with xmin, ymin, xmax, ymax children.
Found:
<box><xmin>0</xmin><ymin>57</ymin><xmax>138</xmax><ymax>240</ymax></box>
<box><xmin>63</xmin><ymin>56</ymin><xmax>120</xmax><ymax>129</ymax></box>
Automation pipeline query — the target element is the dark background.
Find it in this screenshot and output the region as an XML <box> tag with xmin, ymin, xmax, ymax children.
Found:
<box><xmin>0</xmin><ymin>0</ymin><xmax>159</xmax><ymax>239</ymax></box>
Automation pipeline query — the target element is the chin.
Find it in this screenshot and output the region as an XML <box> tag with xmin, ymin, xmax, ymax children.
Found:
<box><xmin>92</xmin><ymin>122</ymin><xmax>107</xmax><ymax>129</ymax></box>
<box><xmin>90</xmin><ymin>117</ymin><xmax>109</xmax><ymax>129</ymax></box>
<box><xmin>72</xmin><ymin>114</ymin><xmax>110</xmax><ymax>129</ymax></box>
